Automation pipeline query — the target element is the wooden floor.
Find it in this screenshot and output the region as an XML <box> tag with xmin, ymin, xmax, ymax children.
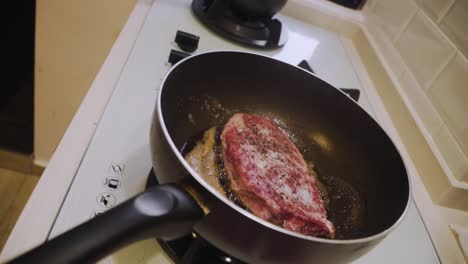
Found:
<box><xmin>0</xmin><ymin>167</ymin><xmax>39</xmax><ymax>252</ymax></box>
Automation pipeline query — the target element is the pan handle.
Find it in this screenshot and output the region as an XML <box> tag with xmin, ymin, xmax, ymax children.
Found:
<box><xmin>8</xmin><ymin>184</ymin><xmax>204</xmax><ymax>264</ymax></box>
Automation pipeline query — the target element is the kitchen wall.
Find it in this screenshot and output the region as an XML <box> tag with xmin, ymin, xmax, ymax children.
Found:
<box><xmin>363</xmin><ymin>0</ymin><xmax>468</xmax><ymax>187</ymax></box>
<box><xmin>34</xmin><ymin>0</ymin><xmax>138</xmax><ymax>165</ymax></box>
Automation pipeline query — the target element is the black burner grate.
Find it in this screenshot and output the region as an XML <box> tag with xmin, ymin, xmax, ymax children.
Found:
<box><xmin>146</xmin><ymin>170</ymin><xmax>245</xmax><ymax>264</ymax></box>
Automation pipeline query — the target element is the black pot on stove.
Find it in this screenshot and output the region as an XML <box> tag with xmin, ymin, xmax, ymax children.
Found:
<box><xmin>229</xmin><ymin>0</ymin><xmax>287</xmax><ymax>20</ymax></box>
<box><xmin>192</xmin><ymin>0</ymin><xmax>289</xmax><ymax>48</ymax></box>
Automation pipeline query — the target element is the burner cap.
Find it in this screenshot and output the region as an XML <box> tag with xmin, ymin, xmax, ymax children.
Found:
<box><xmin>192</xmin><ymin>0</ymin><xmax>288</xmax><ymax>49</ymax></box>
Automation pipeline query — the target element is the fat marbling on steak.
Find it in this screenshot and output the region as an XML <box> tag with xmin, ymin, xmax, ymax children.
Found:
<box><xmin>221</xmin><ymin>113</ymin><xmax>335</xmax><ymax>238</ymax></box>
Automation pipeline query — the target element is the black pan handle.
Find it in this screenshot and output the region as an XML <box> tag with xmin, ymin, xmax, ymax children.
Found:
<box><xmin>8</xmin><ymin>184</ymin><xmax>204</xmax><ymax>264</ymax></box>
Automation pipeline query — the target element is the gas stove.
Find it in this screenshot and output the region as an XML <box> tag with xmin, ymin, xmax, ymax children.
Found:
<box><xmin>47</xmin><ymin>0</ymin><xmax>439</xmax><ymax>263</ymax></box>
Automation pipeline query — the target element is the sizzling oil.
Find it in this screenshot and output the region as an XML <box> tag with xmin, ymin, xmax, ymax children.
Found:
<box><xmin>182</xmin><ymin>126</ymin><xmax>245</xmax><ymax>207</ymax></box>
<box><xmin>212</xmin><ymin>127</ymin><xmax>246</xmax><ymax>207</ymax></box>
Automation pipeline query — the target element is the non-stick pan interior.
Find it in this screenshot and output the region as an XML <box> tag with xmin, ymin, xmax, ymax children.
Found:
<box><xmin>160</xmin><ymin>51</ymin><xmax>409</xmax><ymax>240</ymax></box>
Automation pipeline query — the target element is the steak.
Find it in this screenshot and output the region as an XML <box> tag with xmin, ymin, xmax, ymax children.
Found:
<box><xmin>221</xmin><ymin>113</ymin><xmax>335</xmax><ymax>238</ymax></box>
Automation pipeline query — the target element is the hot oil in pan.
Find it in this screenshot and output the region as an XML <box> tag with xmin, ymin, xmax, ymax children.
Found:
<box><xmin>180</xmin><ymin>127</ymin><xmax>245</xmax><ymax>207</ymax></box>
<box><xmin>316</xmin><ymin>169</ymin><xmax>364</xmax><ymax>239</ymax></box>
<box><xmin>179</xmin><ymin>96</ymin><xmax>364</xmax><ymax>239</ymax></box>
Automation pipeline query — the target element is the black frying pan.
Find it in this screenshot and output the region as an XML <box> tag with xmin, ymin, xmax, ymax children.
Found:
<box><xmin>10</xmin><ymin>51</ymin><xmax>410</xmax><ymax>264</ymax></box>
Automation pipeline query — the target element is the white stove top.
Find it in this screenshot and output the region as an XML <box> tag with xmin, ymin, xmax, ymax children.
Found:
<box><xmin>49</xmin><ymin>0</ymin><xmax>439</xmax><ymax>263</ymax></box>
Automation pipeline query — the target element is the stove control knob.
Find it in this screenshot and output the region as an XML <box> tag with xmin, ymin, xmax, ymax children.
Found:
<box><xmin>175</xmin><ymin>30</ymin><xmax>199</xmax><ymax>52</ymax></box>
<box><xmin>168</xmin><ymin>49</ymin><xmax>191</xmax><ymax>65</ymax></box>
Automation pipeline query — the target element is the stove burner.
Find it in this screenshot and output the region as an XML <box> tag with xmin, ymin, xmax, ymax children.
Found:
<box><xmin>297</xmin><ymin>60</ymin><xmax>361</xmax><ymax>102</ymax></box>
<box><xmin>146</xmin><ymin>170</ymin><xmax>245</xmax><ymax>264</ymax></box>
<box><xmin>192</xmin><ymin>0</ymin><xmax>287</xmax><ymax>49</ymax></box>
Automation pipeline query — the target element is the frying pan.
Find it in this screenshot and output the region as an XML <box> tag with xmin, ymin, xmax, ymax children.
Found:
<box><xmin>10</xmin><ymin>51</ymin><xmax>410</xmax><ymax>264</ymax></box>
